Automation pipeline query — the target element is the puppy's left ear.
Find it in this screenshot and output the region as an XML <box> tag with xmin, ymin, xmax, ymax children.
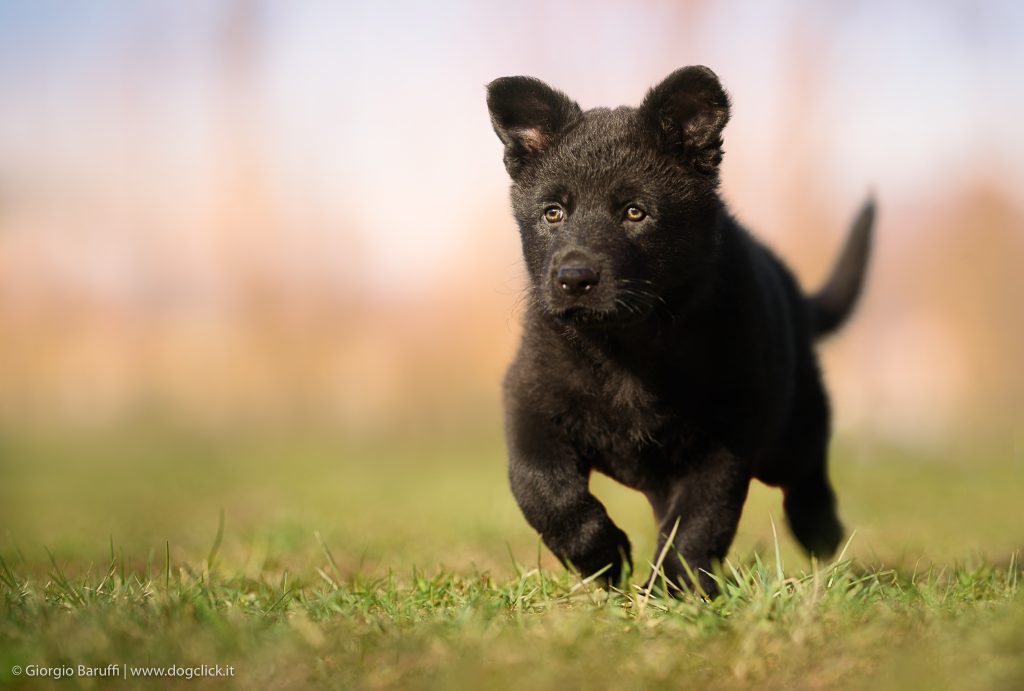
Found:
<box><xmin>487</xmin><ymin>76</ymin><xmax>582</xmax><ymax>177</ymax></box>
<box><xmin>640</xmin><ymin>66</ymin><xmax>731</xmax><ymax>174</ymax></box>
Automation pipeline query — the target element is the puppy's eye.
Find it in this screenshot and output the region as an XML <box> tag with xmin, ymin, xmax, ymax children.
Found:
<box><xmin>543</xmin><ymin>206</ymin><xmax>565</xmax><ymax>223</ymax></box>
<box><xmin>624</xmin><ymin>206</ymin><xmax>647</xmax><ymax>222</ymax></box>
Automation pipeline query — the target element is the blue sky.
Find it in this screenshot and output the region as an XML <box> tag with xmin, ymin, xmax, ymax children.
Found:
<box><xmin>1</xmin><ymin>0</ymin><xmax>1021</xmax><ymax>289</ymax></box>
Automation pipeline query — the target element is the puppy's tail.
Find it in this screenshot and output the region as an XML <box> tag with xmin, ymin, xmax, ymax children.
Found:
<box><xmin>808</xmin><ymin>198</ymin><xmax>875</xmax><ymax>339</ymax></box>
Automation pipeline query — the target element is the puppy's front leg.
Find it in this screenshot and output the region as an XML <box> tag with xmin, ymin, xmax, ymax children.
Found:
<box><xmin>647</xmin><ymin>448</ymin><xmax>751</xmax><ymax>597</ymax></box>
<box><xmin>506</xmin><ymin>408</ymin><xmax>631</xmax><ymax>585</ymax></box>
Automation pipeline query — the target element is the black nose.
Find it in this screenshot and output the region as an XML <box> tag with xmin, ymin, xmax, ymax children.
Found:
<box><xmin>556</xmin><ymin>264</ymin><xmax>600</xmax><ymax>296</ymax></box>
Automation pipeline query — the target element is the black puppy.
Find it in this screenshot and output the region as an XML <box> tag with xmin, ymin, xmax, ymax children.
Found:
<box><xmin>486</xmin><ymin>66</ymin><xmax>873</xmax><ymax>596</ymax></box>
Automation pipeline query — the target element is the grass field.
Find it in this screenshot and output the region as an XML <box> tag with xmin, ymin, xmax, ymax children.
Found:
<box><xmin>1</xmin><ymin>427</ymin><xmax>1022</xmax><ymax>689</ymax></box>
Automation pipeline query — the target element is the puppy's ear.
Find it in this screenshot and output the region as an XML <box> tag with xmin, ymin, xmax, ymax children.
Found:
<box><xmin>640</xmin><ymin>66</ymin><xmax>730</xmax><ymax>174</ymax></box>
<box><xmin>487</xmin><ymin>76</ymin><xmax>582</xmax><ymax>177</ymax></box>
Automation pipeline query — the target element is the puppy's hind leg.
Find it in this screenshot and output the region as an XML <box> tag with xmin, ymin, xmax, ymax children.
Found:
<box><xmin>778</xmin><ymin>364</ymin><xmax>844</xmax><ymax>559</ymax></box>
<box><xmin>782</xmin><ymin>446</ymin><xmax>844</xmax><ymax>559</ymax></box>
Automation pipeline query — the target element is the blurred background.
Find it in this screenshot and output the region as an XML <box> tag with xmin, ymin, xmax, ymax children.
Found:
<box><xmin>1</xmin><ymin>0</ymin><xmax>1021</xmax><ymax>572</ymax></box>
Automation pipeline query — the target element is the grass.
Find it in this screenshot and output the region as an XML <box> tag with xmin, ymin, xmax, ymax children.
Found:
<box><xmin>1</xmin><ymin>427</ymin><xmax>1023</xmax><ymax>689</ymax></box>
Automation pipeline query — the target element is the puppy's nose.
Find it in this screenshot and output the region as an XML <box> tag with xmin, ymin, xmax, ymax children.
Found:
<box><xmin>556</xmin><ymin>264</ymin><xmax>600</xmax><ymax>296</ymax></box>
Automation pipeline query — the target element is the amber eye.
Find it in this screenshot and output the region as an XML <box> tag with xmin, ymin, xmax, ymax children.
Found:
<box><xmin>543</xmin><ymin>206</ymin><xmax>565</xmax><ymax>223</ymax></box>
<box><xmin>625</xmin><ymin>206</ymin><xmax>647</xmax><ymax>222</ymax></box>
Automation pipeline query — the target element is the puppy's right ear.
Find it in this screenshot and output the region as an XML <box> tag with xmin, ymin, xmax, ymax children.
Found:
<box><xmin>486</xmin><ymin>76</ymin><xmax>581</xmax><ymax>177</ymax></box>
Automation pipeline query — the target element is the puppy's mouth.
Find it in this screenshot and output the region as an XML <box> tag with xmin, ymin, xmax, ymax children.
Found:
<box><xmin>542</xmin><ymin>277</ymin><xmax>663</xmax><ymax>329</ymax></box>
<box><xmin>551</xmin><ymin>303</ymin><xmax>649</xmax><ymax>328</ymax></box>
<box><xmin>553</xmin><ymin>306</ymin><xmax>615</xmax><ymax>326</ymax></box>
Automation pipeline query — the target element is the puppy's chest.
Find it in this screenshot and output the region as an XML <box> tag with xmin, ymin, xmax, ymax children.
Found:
<box><xmin>562</xmin><ymin>366</ymin><xmax>677</xmax><ymax>458</ymax></box>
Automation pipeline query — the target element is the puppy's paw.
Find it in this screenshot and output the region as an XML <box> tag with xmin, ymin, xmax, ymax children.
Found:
<box><xmin>644</xmin><ymin>560</ymin><xmax>720</xmax><ymax>600</ymax></box>
<box><xmin>785</xmin><ymin>497</ymin><xmax>844</xmax><ymax>559</ymax></box>
<box><xmin>559</xmin><ymin>525</ymin><xmax>632</xmax><ymax>587</ymax></box>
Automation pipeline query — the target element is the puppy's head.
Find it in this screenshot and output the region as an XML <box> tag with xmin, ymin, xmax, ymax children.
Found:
<box><xmin>487</xmin><ymin>66</ymin><xmax>730</xmax><ymax>328</ymax></box>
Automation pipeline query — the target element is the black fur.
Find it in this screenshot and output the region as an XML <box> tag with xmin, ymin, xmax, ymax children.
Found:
<box><xmin>487</xmin><ymin>66</ymin><xmax>874</xmax><ymax>596</ymax></box>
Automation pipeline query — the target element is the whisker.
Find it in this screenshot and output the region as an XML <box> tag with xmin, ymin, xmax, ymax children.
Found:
<box><xmin>615</xmin><ymin>278</ymin><xmax>677</xmax><ymax>324</ymax></box>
